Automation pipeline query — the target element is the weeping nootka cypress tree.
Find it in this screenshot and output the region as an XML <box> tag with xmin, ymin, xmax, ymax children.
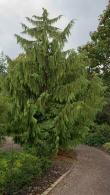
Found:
<box><xmin>8</xmin><ymin>9</ymin><xmax>104</xmax><ymax>157</ymax></box>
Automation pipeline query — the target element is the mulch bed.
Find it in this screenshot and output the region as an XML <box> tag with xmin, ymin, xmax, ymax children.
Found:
<box><xmin>16</xmin><ymin>150</ymin><xmax>77</xmax><ymax>195</ymax></box>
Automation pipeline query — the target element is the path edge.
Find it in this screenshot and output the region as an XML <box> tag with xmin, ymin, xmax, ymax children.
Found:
<box><xmin>41</xmin><ymin>165</ymin><xmax>74</xmax><ymax>195</ymax></box>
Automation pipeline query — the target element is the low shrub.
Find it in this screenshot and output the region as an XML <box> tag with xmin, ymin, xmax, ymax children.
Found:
<box><xmin>103</xmin><ymin>142</ymin><xmax>110</xmax><ymax>153</ymax></box>
<box><xmin>84</xmin><ymin>123</ymin><xmax>110</xmax><ymax>146</ymax></box>
<box><xmin>0</xmin><ymin>150</ymin><xmax>51</xmax><ymax>194</ymax></box>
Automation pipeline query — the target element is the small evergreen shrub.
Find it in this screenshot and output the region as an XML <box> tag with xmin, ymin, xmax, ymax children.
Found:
<box><xmin>0</xmin><ymin>150</ymin><xmax>51</xmax><ymax>194</ymax></box>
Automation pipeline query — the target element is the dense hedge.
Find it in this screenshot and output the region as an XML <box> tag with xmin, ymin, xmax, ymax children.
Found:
<box><xmin>0</xmin><ymin>150</ymin><xmax>51</xmax><ymax>194</ymax></box>
<box><xmin>84</xmin><ymin>123</ymin><xmax>110</xmax><ymax>146</ymax></box>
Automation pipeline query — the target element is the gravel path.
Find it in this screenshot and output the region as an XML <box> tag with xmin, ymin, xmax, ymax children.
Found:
<box><xmin>0</xmin><ymin>136</ymin><xmax>21</xmax><ymax>152</ymax></box>
<box><xmin>49</xmin><ymin>145</ymin><xmax>110</xmax><ymax>195</ymax></box>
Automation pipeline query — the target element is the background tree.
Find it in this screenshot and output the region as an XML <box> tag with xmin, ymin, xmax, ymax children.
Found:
<box><xmin>8</xmin><ymin>9</ymin><xmax>104</xmax><ymax>156</ymax></box>
<box><xmin>80</xmin><ymin>2</ymin><xmax>110</xmax><ymax>124</ymax></box>
<box><xmin>90</xmin><ymin>2</ymin><xmax>110</xmax><ymax>123</ymax></box>
<box><xmin>78</xmin><ymin>2</ymin><xmax>110</xmax><ymax>145</ymax></box>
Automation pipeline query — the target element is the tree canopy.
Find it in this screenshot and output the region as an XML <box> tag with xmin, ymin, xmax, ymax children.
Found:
<box><xmin>79</xmin><ymin>2</ymin><xmax>110</xmax><ymax>125</ymax></box>
<box><xmin>7</xmin><ymin>9</ymin><xmax>104</xmax><ymax>157</ymax></box>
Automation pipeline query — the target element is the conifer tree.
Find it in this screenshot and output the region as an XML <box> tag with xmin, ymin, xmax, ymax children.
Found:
<box><xmin>8</xmin><ymin>9</ymin><xmax>104</xmax><ymax>156</ymax></box>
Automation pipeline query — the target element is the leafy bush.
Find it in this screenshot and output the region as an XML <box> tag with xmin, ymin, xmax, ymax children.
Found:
<box><xmin>84</xmin><ymin>123</ymin><xmax>110</xmax><ymax>146</ymax></box>
<box><xmin>0</xmin><ymin>150</ymin><xmax>51</xmax><ymax>194</ymax></box>
<box><xmin>103</xmin><ymin>142</ymin><xmax>110</xmax><ymax>153</ymax></box>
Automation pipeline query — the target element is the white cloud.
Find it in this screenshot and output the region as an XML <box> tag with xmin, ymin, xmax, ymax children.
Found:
<box><xmin>0</xmin><ymin>0</ymin><xmax>108</xmax><ymax>58</ymax></box>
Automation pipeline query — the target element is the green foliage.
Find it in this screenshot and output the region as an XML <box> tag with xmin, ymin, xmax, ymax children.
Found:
<box><xmin>103</xmin><ymin>142</ymin><xmax>110</xmax><ymax>153</ymax></box>
<box><xmin>84</xmin><ymin>123</ymin><xmax>110</xmax><ymax>146</ymax></box>
<box><xmin>7</xmin><ymin>9</ymin><xmax>104</xmax><ymax>156</ymax></box>
<box><xmin>0</xmin><ymin>150</ymin><xmax>51</xmax><ymax>194</ymax></box>
<box><xmin>0</xmin><ymin>95</ymin><xmax>10</xmax><ymax>142</ymax></box>
<box><xmin>79</xmin><ymin>2</ymin><xmax>110</xmax><ymax>145</ymax></box>
<box><xmin>90</xmin><ymin>3</ymin><xmax>110</xmax><ymax>72</ymax></box>
<box><xmin>79</xmin><ymin>3</ymin><xmax>110</xmax><ymax>74</ymax></box>
<box><xmin>0</xmin><ymin>53</ymin><xmax>10</xmax><ymax>142</ymax></box>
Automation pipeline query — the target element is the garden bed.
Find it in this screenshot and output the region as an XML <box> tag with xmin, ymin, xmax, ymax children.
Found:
<box><xmin>0</xmin><ymin>138</ymin><xmax>76</xmax><ymax>195</ymax></box>
<box><xmin>15</xmin><ymin>150</ymin><xmax>76</xmax><ymax>195</ymax></box>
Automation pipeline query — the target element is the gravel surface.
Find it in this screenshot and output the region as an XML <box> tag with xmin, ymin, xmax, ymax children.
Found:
<box><xmin>0</xmin><ymin>136</ymin><xmax>21</xmax><ymax>152</ymax></box>
<box><xmin>49</xmin><ymin>145</ymin><xmax>110</xmax><ymax>195</ymax></box>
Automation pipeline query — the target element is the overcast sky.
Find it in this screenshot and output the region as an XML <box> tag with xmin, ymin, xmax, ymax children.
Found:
<box><xmin>0</xmin><ymin>0</ymin><xmax>109</xmax><ymax>58</ymax></box>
